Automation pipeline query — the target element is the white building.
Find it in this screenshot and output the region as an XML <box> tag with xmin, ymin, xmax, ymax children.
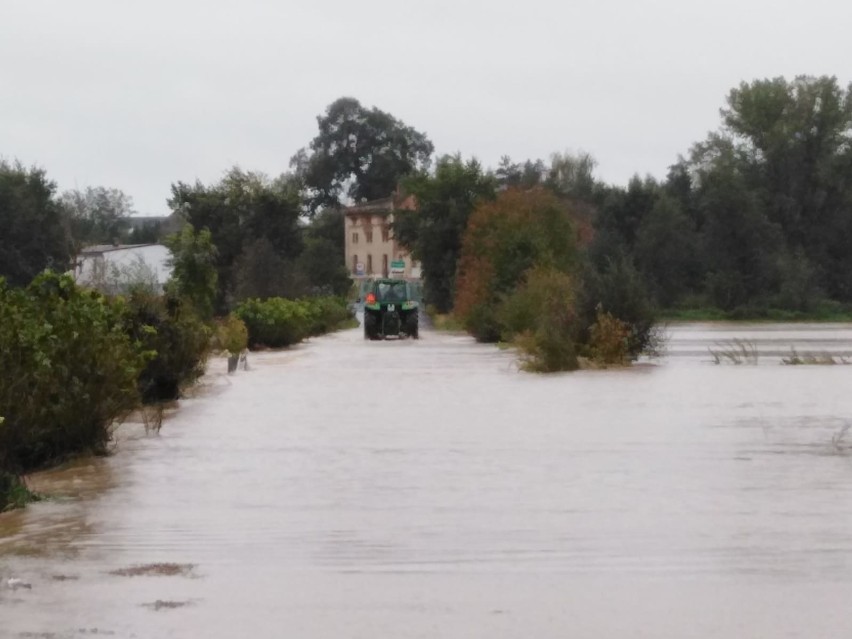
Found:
<box><xmin>73</xmin><ymin>244</ymin><xmax>173</xmax><ymax>294</ymax></box>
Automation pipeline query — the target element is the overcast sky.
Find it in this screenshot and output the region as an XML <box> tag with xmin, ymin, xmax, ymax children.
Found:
<box><xmin>2</xmin><ymin>0</ymin><xmax>850</xmax><ymax>215</ymax></box>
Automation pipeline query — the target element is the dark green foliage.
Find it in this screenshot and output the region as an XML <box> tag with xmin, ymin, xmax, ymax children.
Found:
<box><xmin>123</xmin><ymin>292</ymin><xmax>211</xmax><ymax>403</ymax></box>
<box><xmin>717</xmin><ymin>76</ymin><xmax>852</xmax><ymax>302</ymax></box>
<box><xmin>164</xmin><ymin>224</ymin><xmax>219</xmax><ymax>319</ymax></box>
<box><xmin>169</xmin><ymin>169</ymin><xmax>303</xmax><ymax>311</ymax></box>
<box><xmin>232</xmin><ymin>237</ymin><xmax>294</xmax><ymax>300</ymax></box>
<box><xmin>0</xmin><ymin>161</ymin><xmax>73</xmax><ymax>287</ymax></box>
<box><xmin>296</xmin><ymin>209</ymin><xmax>352</xmax><ymax>297</ymax></box>
<box><xmin>498</xmin><ymin>267</ymin><xmax>580</xmax><ymax>372</ymax></box>
<box><xmin>495</xmin><ymin>156</ymin><xmax>547</xmax><ymax>189</ymax></box>
<box><xmin>235</xmin><ymin>297</ymin><xmax>352</xmax><ymax>349</ymax></box>
<box><xmin>293</xmin><ymin>97</ymin><xmax>434</xmax><ymax>212</ymax></box>
<box><xmin>634</xmin><ymin>193</ymin><xmax>702</xmax><ymax>306</ymax></box>
<box><xmin>394</xmin><ymin>155</ymin><xmax>497</xmax><ymax>313</ymax></box>
<box><xmin>580</xmin><ymin>75</ymin><xmax>852</xmax><ymax>318</ymax></box>
<box><xmin>0</xmin><ymin>471</ymin><xmax>40</xmax><ymax>512</ymax></box>
<box><xmin>295</xmin><ymin>237</ymin><xmax>353</xmax><ymax>297</ymax></box>
<box><xmin>0</xmin><ymin>273</ymin><xmax>145</xmax><ymax>473</ymax></box>
<box><xmin>577</xmin><ymin>256</ymin><xmax>656</xmax><ymax>358</ymax></box>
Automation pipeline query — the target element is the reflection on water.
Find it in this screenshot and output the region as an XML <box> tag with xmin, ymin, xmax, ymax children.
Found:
<box><xmin>2</xmin><ymin>323</ymin><xmax>852</xmax><ymax>638</ymax></box>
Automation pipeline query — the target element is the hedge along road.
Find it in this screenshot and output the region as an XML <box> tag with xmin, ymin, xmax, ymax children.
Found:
<box><xmin>2</xmin><ymin>322</ymin><xmax>852</xmax><ymax>638</ymax></box>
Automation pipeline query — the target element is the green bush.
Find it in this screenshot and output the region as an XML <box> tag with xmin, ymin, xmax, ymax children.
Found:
<box><xmin>123</xmin><ymin>292</ymin><xmax>211</xmax><ymax>403</ymax></box>
<box><xmin>0</xmin><ymin>470</ymin><xmax>39</xmax><ymax>512</ymax></box>
<box><xmin>499</xmin><ymin>267</ymin><xmax>580</xmax><ymax>372</ymax></box>
<box><xmin>577</xmin><ymin>257</ymin><xmax>657</xmax><ymax>358</ymax></box>
<box><xmin>235</xmin><ymin>296</ymin><xmax>352</xmax><ymax>348</ymax></box>
<box><xmin>0</xmin><ymin>273</ymin><xmax>145</xmax><ymax>473</ymax></box>
<box><xmin>215</xmin><ymin>314</ymin><xmax>249</xmax><ymax>355</ymax></box>
<box><xmin>586</xmin><ymin>307</ymin><xmax>631</xmax><ymax>365</ymax></box>
<box><xmin>302</xmin><ymin>296</ymin><xmax>352</xmax><ymax>336</ymax></box>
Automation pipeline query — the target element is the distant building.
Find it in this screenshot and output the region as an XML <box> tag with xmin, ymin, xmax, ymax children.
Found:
<box><xmin>343</xmin><ymin>191</ymin><xmax>421</xmax><ymax>280</ymax></box>
<box><xmin>73</xmin><ymin>244</ymin><xmax>173</xmax><ymax>294</ymax></box>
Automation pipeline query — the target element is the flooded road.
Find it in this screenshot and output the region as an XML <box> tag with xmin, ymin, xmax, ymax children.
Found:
<box><xmin>3</xmin><ymin>323</ymin><xmax>852</xmax><ymax>638</ymax></box>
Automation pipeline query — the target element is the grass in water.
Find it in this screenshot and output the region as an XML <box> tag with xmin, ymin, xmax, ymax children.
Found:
<box><xmin>426</xmin><ymin>307</ymin><xmax>465</xmax><ymax>331</ymax></box>
<box><xmin>708</xmin><ymin>339</ymin><xmax>759</xmax><ymax>365</ymax></box>
<box><xmin>781</xmin><ymin>348</ymin><xmax>850</xmax><ymax>365</ymax></box>
<box><xmin>0</xmin><ymin>473</ymin><xmax>43</xmax><ymax>512</ymax></box>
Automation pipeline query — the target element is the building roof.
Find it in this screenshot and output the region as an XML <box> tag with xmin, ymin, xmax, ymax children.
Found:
<box><xmin>79</xmin><ymin>243</ymin><xmax>160</xmax><ymax>255</ymax></box>
<box><xmin>343</xmin><ymin>192</ymin><xmax>417</xmax><ymax>216</ymax></box>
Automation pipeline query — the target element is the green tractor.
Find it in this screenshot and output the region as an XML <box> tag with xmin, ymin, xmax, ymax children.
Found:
<box><xmin>362</xmin><ymin>278</ymin><xmax>419</xmax><ymax>340</ymax></box>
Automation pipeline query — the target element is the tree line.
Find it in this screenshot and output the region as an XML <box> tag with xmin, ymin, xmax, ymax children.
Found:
<box><xmin>3</xmin><ymin>75</ymin><xmax>851</xmax><ymax>331</ymax></box>
<box><xmin>392</xmin><ymin>75</ymin><xmax>852</xmax><ymax>322</ymax></box>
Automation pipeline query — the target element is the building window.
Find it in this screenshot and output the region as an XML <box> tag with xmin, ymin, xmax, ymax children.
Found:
<box><xmin>366</xmin><ymin>230</ymin><xmax>373</xmax><ymax>243</ymax></box>
<box><xmin>367</xmin><ymin>254</ymin><xmax>373</xmax><ymax>274</ymax></box>
<box><xmin>382</xmin><ymin>227</ymin><xmax>390</xmax><ymax>242</ymax></box>
<box><xmin>352</xmin><ymin>232</ymin><xmax>359</xmax><ymax>243</ymax></box>
<box><xmin>382</xmin><ymin>254</ymin><xmax>388</xmax><ymax>276</ymax></box>
<box><xmin>353</xmin><ymin>254</ymin><xmax>358</xmax><ymax>272</ymax></box>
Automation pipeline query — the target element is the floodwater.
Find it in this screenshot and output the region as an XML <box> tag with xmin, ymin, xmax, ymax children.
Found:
<box><xmin>2</xmin><ymin>322</ymin><xmax>852</xmax><ymax>638</ymax></box>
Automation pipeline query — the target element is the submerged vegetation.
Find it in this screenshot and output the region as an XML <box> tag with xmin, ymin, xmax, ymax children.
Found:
<box><xmin>709</xmin><ymin>339</ymin><xmax>760</xmax><ymax>365</ymax></box>
<box><xmin>706</xmin><ymin>341</ymin><xmax>851</xmax><ymax>365</ymax></box>
<box><xmin>781</xmin><ymin>349</ymin><xmax>850</xmax><ymax>366</ymax></box>
<box><xmin>0</xmin><ymin>471</ymin><xmax>41</xmax><ymax>512</ymax></box>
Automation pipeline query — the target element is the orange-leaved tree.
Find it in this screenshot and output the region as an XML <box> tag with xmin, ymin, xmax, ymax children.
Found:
<box><xmin>454</xmin><ymin>188</ymin><xmax>580</xmax><ymax>342</ymax></box>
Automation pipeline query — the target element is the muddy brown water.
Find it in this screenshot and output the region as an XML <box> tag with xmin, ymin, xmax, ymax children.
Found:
<box><xmin>2</xmin><ymin>323</ymin><xmax>852</xmax><ymax>638</ymax></box>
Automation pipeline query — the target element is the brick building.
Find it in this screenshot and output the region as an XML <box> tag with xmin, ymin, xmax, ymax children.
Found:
<box><xmin>343</xmin><ymin>191</ymin><xmax>421</xmax><ymax>280</ymax></box>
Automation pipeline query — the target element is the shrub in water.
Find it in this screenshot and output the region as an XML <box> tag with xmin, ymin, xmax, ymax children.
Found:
<box><xmin>586</xmin><ymin>307</ymin><xmax>631</xmax><ymax>365</ymax></box>
<box><xmin>215</xmin><ymin>314</ymin><xmax>249</xmax><ymax>355</ymax></box>
<box><xmin>499</xmin><ymin>267</ymin><xmax>580</xmax><ymax>372</ymax></box>
<box><xmin>0</xmin><ymin>273</ymin><xmax>145</xmax><ymax>473</ymax></box>
<box><xmin>123</xmin><ymin>291</ymin><xmax>211</xmax><ymax>403</ymax></box>
<box><xmin>235</xmin><ymin>296</ymin><xmax>353</xmax><ymax>348</ymax></box>
<box><xmin>577</xmin><ymin>257</ymin><xmax>657</xmax><ymax>358</ymax></box>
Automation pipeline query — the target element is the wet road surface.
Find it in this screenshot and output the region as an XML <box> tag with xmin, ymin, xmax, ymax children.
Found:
<box><xmin>2</xmin><ymin>323</ymin><xmax>852</xmax><ymax>638</ymax></box>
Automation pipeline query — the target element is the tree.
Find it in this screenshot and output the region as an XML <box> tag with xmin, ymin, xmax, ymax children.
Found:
<box><xmin>0</xmin><ymin>160</ymin><xmax>72</xmax><ymax>286</ymax></box>
<box><xmin>169</xmin><ymin>168</ymin><xmax>303</xmax><ymax>310</ymax></box>
<box><xmin>60</xmin><ymin>186</ymin><xmax>135</xmax><ymax>247</ymax></box>
<box><xmin>295</xmin><ymin>237</ymin><xmax>353</xmax><ymax>297</ymax></box>
<box><xmin>689</xmin><ymin>137</ymin><xmax>785</xmax><ymax>310</ymax></box>
<box><xmin>546</xmin><ymin>151</ymin><xmax>598</xmax><ymax>200</ymax></box>
<box><xmin>287</xmin><ymin>208</ymin><xmax>352</xmax><ymax>297</ymax></box>
<box><xmin>495</xmin><ymin>156</ymin><xmax>547</xmax><ymax>189</ymax></box>
<box><xmin>634</xmin><ymin>193</ymin><xmax>701</xmax><ymax>306</ymax></box>
<box><xmin>165</xmin><ymin>224</ymin><xmax>218</xmax><ymax>319</ymax></box>
<box><xmin>454</xmin><ymin>188</ymin><xmax>578</xmax><ymax>341</ymax></box>
<box><xmin>393</xmin><ymin>156</ymin><xmax>496</xmax><ymax>312</ymax></box>
<box><xmin>293</xmin><ymin>97</ymin><xmax>434</xmax><ymax>212</ymax></box>
<box><xmin>718</xmin><ymin>75</ymin><xmax>852</xmax><ymax>300</ymax></box>
<box><xmin>233</xmin><ymin>237</ymin><xmax>293</xmax><ymax>301</ymax></box>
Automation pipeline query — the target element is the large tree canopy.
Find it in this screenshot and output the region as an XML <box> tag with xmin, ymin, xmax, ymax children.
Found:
<box><xmin>293</xmin><ymin>97</ymin><xmax>434</xmax><ymax>212</ymax></box>
<box><xmin>0</xmin><ymin>161</ymin><xmax>72</xmax><ymax>287</ymax></box>
<box><xmin>169</xmin><ymin>168</ymin><xmax>304</xmax><ymax>310</ymax></box>
<box><xmin>583</xmin><ymin>75</ymin><xmax>852</xmax><ymax>312</ymax></box>
<box><xmin>393</xmin><ymin>155</ymin><xmax>496</xmax><ymax>312</ymax></box>
<box><xmin>719</xmin><ymin>76</ymin><xmax>852</xmax><ymax>299</ymax></box>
